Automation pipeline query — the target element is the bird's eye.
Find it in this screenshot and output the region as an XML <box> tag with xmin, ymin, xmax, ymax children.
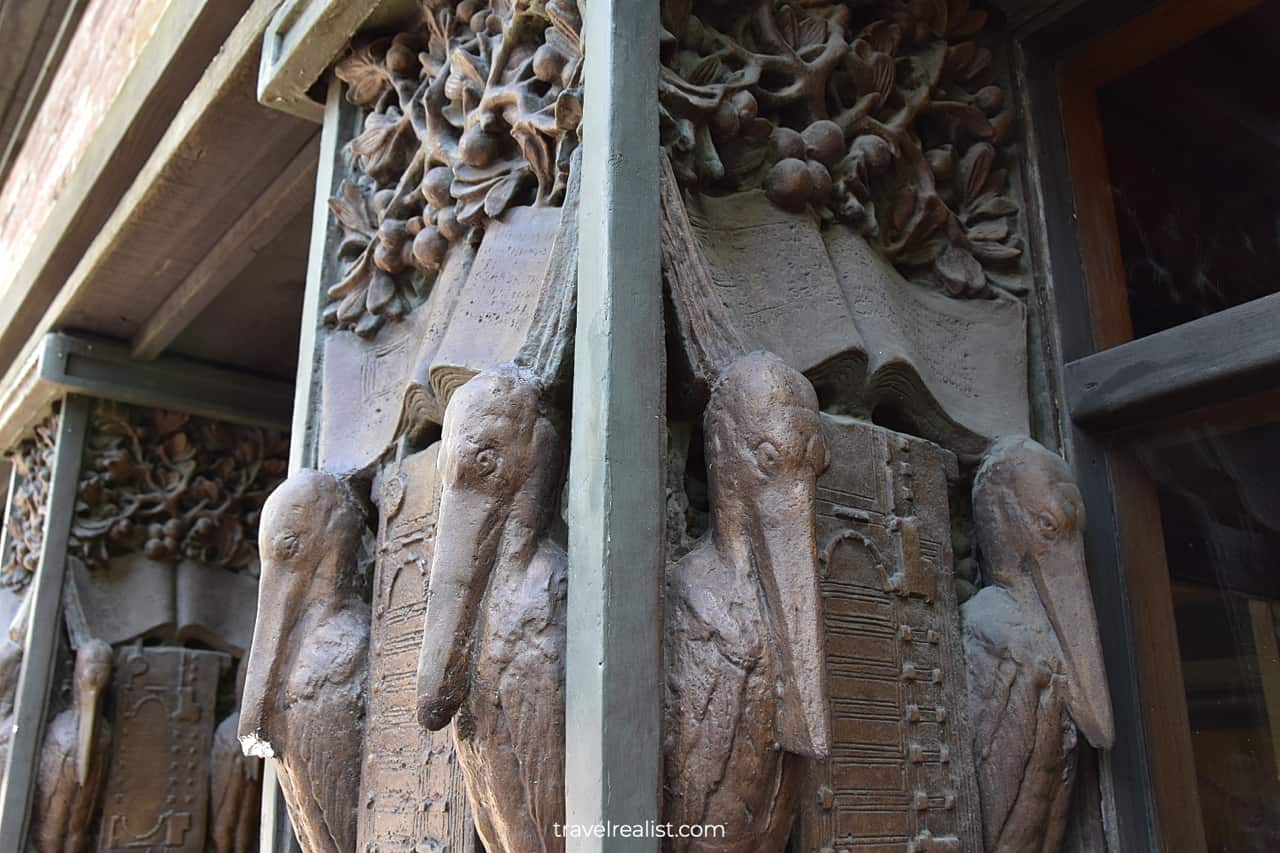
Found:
<box><xmin>755</xmin><ymin>441</ymin><xmax>781</xmax><ymax>473</ymax></box>
<box><xmin>1037</xmin><ymin>513</ymin><xmax>1059</xmax><ymax>537</ymax></box>
<box><xmin>474</xmin><ymin>448</ymin><xmax>499</xmax><ymax>477</ymax></box>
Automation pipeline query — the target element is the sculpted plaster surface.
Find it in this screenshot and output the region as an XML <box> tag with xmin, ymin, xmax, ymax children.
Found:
<box><xmin>245</xmin><ymin>2</ymin><xmax>1127</xmax><ymax>851</ymax></box>
<box><xmin>963</xmin><ymin>437</ymin><xmax>1115</xmax><ymax>853</ymax></box>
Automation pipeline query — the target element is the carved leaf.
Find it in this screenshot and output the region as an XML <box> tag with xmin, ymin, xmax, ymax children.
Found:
<box><xmin>965</xmin><ymin>193</ymin><xmax>1017</xmax><ymax>221</ymax></box>
<box><xmin>935</xmin><ymin>246</ymin><xmax>986</xmax><ymax>295</ymax></box>
<box><xmin>329</xmin><ymin>181</ymin><xmax>377</xmax><ymax>241</ymax></box>
<box><xmin>924</xmin><ymin>102</ymin><xmax>993</xmax><ymax>145</ymax></box>
<box><xmin>971</xmin><ymin>239</ymin><xmax>1023</xmax><ymax>263</ymax></box>
<box><xmin>350</xmin><ymin>111</ymin><xmax>419</xmax><ymax>184</ymax></box>
<box><xmin>687</xmin><ymin>55</ymin><xmax>725</xmax><ymax>87</ymax></box>
<box><xmin>967</xmin><ymin>219</ymin><xmax>1008</xmax><ymax>242</ymax></box>
<box><xmin>336</xmin><ymin>40</ymin><xmax>394</xmax><ymax>107</ymax></box>
<box><xmin>958</xmin><ymin>142</ymin><xmax>995</xmax><ymax>202</ymax></box>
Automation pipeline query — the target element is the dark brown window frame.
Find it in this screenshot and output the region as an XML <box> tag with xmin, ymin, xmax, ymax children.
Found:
<box><xmin>1021</xmin><ymin>0</ymin><xmax>1280</xmax><ymax>850</ymax></box>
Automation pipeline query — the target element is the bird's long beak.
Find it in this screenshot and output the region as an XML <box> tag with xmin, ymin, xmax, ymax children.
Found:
<box><xmin>417</xmin><ymin>486</ymin><xmax>503</xmax><ymax>732</ymax></box>
<box><xmin>1032</xmin><ymin>534</ymin><xmax>1115</xmax><ymax>749</ymax></box>
<box><xmin>74</xmin><ymin>682</ymin><xmax>103</xmax><ymax>787</ymax></box>
<box><xmin>751</xmin><ymin>481</ymin><xmax>832</xmax><ymax>758</ymax></box>
<box><xmin>238</xmin><ymin>566</ymin><xmax>303</xmax><ymax>758</ymax></box>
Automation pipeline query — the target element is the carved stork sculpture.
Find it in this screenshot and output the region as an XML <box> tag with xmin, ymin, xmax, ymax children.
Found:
<box><xmin>963</xmin><ymin>436</ymin><xmax>1115</xmax><ymax>853</ymax></box>
<box><xmin>416</xmin><ymin>363</ymin><xmax>568</xmax><ymax>853</ymax></box>
<box><xmin>31</xmin><ymin>638</ymin><xmax>112</xmax><ymax>853</ymax></box>
<box><xmin>239</xmin><ymin>469</ymin><xmax>369</xmax><ymax>853</ymax></box>
<box><xmin>664</xmin><ymin>351</ymin><xmax>832</xmax><ymax>853</ymax></box>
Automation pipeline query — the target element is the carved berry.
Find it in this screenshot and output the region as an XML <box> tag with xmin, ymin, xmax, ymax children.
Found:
<box><xmin>459</xmin><ymin>127</ymin><xmax>501</xmax><ymax>168</ymax></box>
<box><xmin>533</xmin><ymin>44</ymin><xmax>568</xmax><ymax>84</ymax></box>
<box><xmin>768</xmin><ymin>127</ymin><xmax>805</xmax><ymax>162</ymax></box>
<box><xmin>765</xmin><ymin>158</ymin><xmax>815</xmax><ymax>212</ymax></box>
<box><xmin>422</xmin><ymin>166</ymin><xmax>454</xmax><ymax>209</ymax></box>
<box><xmin>802</xmin><ymin>120</ymin><xmax>845</xmax><ymax>167</ymax></box>
<box><xmin>413</xmin><ymin>227</ymin><xmax>449</xmax><ymax>271</ymax></box>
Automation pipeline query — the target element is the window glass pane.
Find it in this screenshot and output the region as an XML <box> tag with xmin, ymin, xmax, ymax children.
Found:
<box><xmin>1095</xmin><ymin>2</ymin><xmax>1280</xmax><ymax>338</ymax></box>
<box><xmin>1138</xmin><ymin>420</ymin><xmax>1280</xmax><ymax>851</ymax></box>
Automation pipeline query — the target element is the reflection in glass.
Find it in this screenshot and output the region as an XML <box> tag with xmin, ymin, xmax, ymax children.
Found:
<box><xmin>1140</xmin><ymin>421</ymin><xmax>1280</xmax><ymax>851</ymax></box>
<box><xmin>1095</xmin><ymin>2</ymin><xmax>1280</xmax><ymax>338</ymax></box>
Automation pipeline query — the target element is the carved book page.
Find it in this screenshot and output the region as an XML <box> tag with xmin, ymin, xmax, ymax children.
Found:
<box><xmin>426</xmin><ymin>206</ymin><xmax>562</xmax><ymax>406</ymax></box>
<box><xmin>824</xmin><ymin>227</ymin><xmax>1029</xmax><ymax>453</ymax></box>
<box><xmin>687</xmin><ymin>190</ymin><xmax>1029</xmax><ymax>456</ymax></box>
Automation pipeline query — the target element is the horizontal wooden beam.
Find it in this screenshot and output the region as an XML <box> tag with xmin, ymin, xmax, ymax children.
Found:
<box><xmin>131</xmin><ymin>135</ymin><xmax>320</xmax><ymax>361</ymax></box>
<box><xmin>0</xmin><ymin>333</ymin><xmax>293</xmax><ymax>452</ymax></box>
<box><xmin>1065</xmin><ymin>291</ymin><xmax>1280</xmax><ymax>431</ymax></box>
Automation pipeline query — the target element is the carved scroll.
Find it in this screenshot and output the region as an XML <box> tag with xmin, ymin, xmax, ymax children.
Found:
<box><xmin>799</xmin><ymin>416</ymin><xmax>982</xmax><ymax>851</ymax></box>
<box><xmin>97</xmin><ymin>646</ymin><xmax>225</xmax><ymax>853</ymax></box>
<box><xmin>360</xmin><ymin>445</ymin><xmax>474</xmax><ymax>852</ymax></box>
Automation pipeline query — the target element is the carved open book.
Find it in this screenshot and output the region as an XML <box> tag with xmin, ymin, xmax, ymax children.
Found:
<box><xmin>64</xmin><ymin>555</ymin><xmax>259</xmax><ymax>656</ymax></box>
<box><xmin>687</xmin><ymin>191</ymin><xmax>1029</xmax><ymax>458</ymax></box>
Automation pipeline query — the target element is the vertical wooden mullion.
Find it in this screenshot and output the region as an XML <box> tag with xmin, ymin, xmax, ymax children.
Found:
<box><xmin>0</xmin><ymin>393</ymin><xmax>92</xmax><ymax>851</ymax></box>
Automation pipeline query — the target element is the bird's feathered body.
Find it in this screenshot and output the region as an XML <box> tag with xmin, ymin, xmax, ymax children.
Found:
<box><xmin>210</xmin><ymin>710</ymin><xmax>261</xmax><ymax>853</ymax></box>
<box><xmin>664</xmin><ymin>539</ymin><xmax>801</xmax><ymax>853</ymax></box>
<box><xmin>32</xmin><ymin>639</ymin><xmax>114</xmax><ymax>853</ymax></box>
<box><xmin>454</xmin><ymin>538</ymin><xmax>566</xmax><ymax>853</ymax></box>
<box><xmin>267</xmin><ymin>595</ymin><xmax>367</xmax><ymax>853</ymax></box>
<box><xmin>32</xmin><ymin>708</ymin><xmax>110</xmax><ymax>853</ymax></box>
<box><xmin>964</xmin><ymin>587</ymin><xmax>1078</xmax><ymax>853</ymax></box>
<box><xmin>240</xmin><ymin>469</ymin><xmax>370</xmax><ymax>853</ymax></box>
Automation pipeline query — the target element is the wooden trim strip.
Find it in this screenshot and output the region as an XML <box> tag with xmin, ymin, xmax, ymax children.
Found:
<box><xmin>1064</xmin><ymin>291</ymin><xmax>1280</xmax><ymax>431</ymax></box>
<box><xmin>0</xmin><ymin>394</ymin><xmax>92</xmax><ymax>850</ymax></box>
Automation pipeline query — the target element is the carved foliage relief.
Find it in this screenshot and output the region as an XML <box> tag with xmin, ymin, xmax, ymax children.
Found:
<box><xmin>70</xmin><ymin>403</ymin><xmax>289</xmax><ymax>574</ymax></box>
<box><xmin>661</xmin><ymin>0</ymin><xmax>1025</xmax><ymax>298</ymax></box>
<box><xmin>328</xmin><ymin>0</ymin><xmax>583</xmax><ymax>336</ymax></box>
<box><xmin>2</xmin><ymin>413</ymin><xmax>58</xmax><ymax>590</ymax></box>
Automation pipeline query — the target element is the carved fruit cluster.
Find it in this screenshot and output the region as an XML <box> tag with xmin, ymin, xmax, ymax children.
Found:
<box><xmin>70</xmin><ymin>404</ymin><xmax>289</xmax><ymax>573</ymax></box>
<box><xmin>661</xmin><ymin>0</ymin><xmax>1024</xmax><ymax>298</ymax></box>
<box><xmin>1</xmin><ymin>414</ymin><xmax>59</xmax><ymax>589</ymax></box>
<box><xmin>328</xmin><ymin>0</ymin><xmax>584</xmax><ymax>337</ymax></box>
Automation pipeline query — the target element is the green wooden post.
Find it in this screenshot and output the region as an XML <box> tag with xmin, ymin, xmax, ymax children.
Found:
<box><xmin>0</xmin><ymin>394</ymin><xmax>92</xmax><ymax>850</ymax></box>
<box><xmin>565</xmin><ymin>1</ymin><xmax>664</xmax><ymax>851</ymax></box>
